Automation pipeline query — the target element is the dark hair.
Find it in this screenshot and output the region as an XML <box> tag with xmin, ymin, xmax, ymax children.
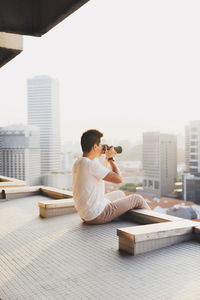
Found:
<box><xmin>81</xmin><ymin>129</ymin><xmax>103</xmax><ymax>153</ymax></box>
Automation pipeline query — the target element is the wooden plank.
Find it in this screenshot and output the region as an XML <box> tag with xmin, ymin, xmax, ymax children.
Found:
<box><xmin>134</xmin><ymin>234</ymin><xmax>192</xmax><ymax>255</ymax></box>
<box><xmin>2</xmin><ymin>186</ymin><xmax>40</xmax><ymax>200</ymax></box>
<box><xmin>40</xmin><ymin>186</ymin><xmax>73</xmax><ymax>199</ymax></box>
<box><xmin>118</xmin><ymin>237</ymin><xmax>135</xmax><ymax>255</ymax></box>
<box><xmin>119</xmin><ymin>234</ymin><xmax>192</xmax><ymax>255</ymax></box>
<box><xmin>2</xmin><ymin>185</ymin><xmax>73</xmax><ymax>201</ymax></box>
<box><xmin>0</xmin><ymin>182</ymin><xmax>26</xmax><ymax>188</ymax></box>
<box><xmin>3</xmin><ymin>186</ymin><xmax>41</xmax><ymax>194</ymax></box>
<box><xmin>39</xmin><ymin>206</ymin><xmax>77</xmax><ymax>218</ymax></box>
<box><xmin>0</xmin><ymin>176</ymin><xmax>26</xmax><ymax>188</ymax></box>
<box><xmin>122</xmin><ymin>209</ymin><xmax>183</xmax><ymax>224</ymax></box>
<box><xmin>0</xmin><ymin>175</ymin><xmax>25</xmax><ymax>183</ymax></box>
<box><xmin>117</xmin><ymin>220</ymin><xmax>198</xmax><ymax>242</ymax></box>
<box><xmin>38</xmin><ymin>199</ymin><xmax>75</xmax><ymax>209</ymax></box>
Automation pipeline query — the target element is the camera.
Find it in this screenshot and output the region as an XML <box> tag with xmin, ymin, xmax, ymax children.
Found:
<box><xmin>102</xmin><ymin>144</ymin><xmax>122</xmax><ymax>154</ymax></box>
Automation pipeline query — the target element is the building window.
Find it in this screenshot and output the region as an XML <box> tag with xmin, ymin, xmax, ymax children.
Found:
<box><xmin>190</xmin><ymin>155</ymin><xmax>197</xmax><ymax>160</ymax></box>
<box><xmin>154</xmin><ymin>181</ymin><xmax>159</xmax><ymax>189</ymax></box>
<box><xmin>190</xmin><ymin>167</ymin><xmax>198</xmax><ymax>172</ymax></box>
<box><xmin>191</xmin><ymin>134</ymin><xmax>198</xmax><ymax>139</ymax></box>
<box><xmin>148</xmin><ymin>180</ymin><xmax>153</xmax><ymax>188</ymax></box>
<box><xmin>190</xmin><ymin>162</ymin><xmax>198</xmax><ymax>166</ymax></box>
<box><xmin>191</xmin><ymin>141</ymin><xmax>197</xmax><ymax>146</ymax></box>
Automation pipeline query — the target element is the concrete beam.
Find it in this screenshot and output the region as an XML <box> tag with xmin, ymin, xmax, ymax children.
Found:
<box><xmin>0</xmin><ymin>32</ymin><xmax>23</xmax><ymax>67</ymax></box>
<box><xmin>0</xmin><ymin>0</ymin><xmax>90</xmax><ymax>37</ymax></box>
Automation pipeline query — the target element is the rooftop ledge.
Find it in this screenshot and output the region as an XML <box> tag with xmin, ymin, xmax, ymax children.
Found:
<box><xmin>0</xmin><ymin>183</ymin><xmax>200</xmax><ymax>256</ymax></box>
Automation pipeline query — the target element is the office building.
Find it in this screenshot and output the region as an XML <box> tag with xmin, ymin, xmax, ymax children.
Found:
<box><xmin>0</xmin><ymin>124</ymin><xmax>40</xmax><ymax>185</ymax></box>
<box><xmin>185</xmin><ymin>120</ymin><xmax>200</xmax><ymax>174</ymax></box>
<box><xmin>27</xmin><ymin>75</ymin><xmax>61</xmax><ymax>175</ymax></box>
<box><xmin>143</xmin><ymin>132</ymin><xmax>177</xmax><ymax>197</ymax></box>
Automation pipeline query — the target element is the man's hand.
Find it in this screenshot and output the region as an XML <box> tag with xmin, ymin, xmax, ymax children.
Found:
<box><xmin>105</xmin><ymin>146</ymin><xmax>117</xmax><ymax>160</ymax></box>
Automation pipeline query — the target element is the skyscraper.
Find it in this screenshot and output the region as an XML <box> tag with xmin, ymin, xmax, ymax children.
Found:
<box><xmin>0</xmin><ymin>124</ymin><xmax>40</xmax><ymax>185</ymax></box>
<box><xmin>185</xmin><ymin>120</ymin><xmax>200</xmax><ymax>174</ymax></box>
<box><xmin>183</xmin><ymin>120</ymin><xmax>200</xmax><ymax>204</ymax></box>
<box><xmin>27</xmin><ymin>75</ymin><xmax>61</xmax><ymax>175</ymax></box>
<box><xmin>143</xmin><ymin>132</ymin><xmax>177</xmax><ymax>197</ymax></box>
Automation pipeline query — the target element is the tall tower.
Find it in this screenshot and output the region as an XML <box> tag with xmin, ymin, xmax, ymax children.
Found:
<box><xmin>27</xmin><ymin>75</ymin><xmax>61</xmax><ymax>175</ymax></box>
<box><xmin>0</xmin><ymin>124</ymin><xmax>41</xmax><ymax>185</ymax></box>
<box><xmin>143</xmin><ymin>132</ymin><xmax>177</xmax><ymax>197</ymax></box>
<box><xmin>185</xmin><ymin>120</ymin><xmax>200</xmax><ymax>174</ymax></box>
<box><xmin>183</xmin><ymin>121</ymin><xmax>200</xmax><ymax>203</ymax></box>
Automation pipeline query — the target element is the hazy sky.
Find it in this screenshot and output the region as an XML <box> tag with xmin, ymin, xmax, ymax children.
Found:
<box><xmin>1</xmin><ymin>0</ymin><xmax>200</xmax><ymax>143</ymax></box>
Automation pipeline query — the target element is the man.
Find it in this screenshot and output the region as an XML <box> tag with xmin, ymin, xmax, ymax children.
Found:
<box><xmin>72</xmin><ymin>129</ymin><xmax>150</xmax><ymax>225</ymax></box>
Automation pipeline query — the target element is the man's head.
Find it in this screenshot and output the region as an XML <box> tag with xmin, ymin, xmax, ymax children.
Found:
<box><xmin>81</xmin><ymin>129</ymin><xmax>103</xmax><ymax>157</ymax></box>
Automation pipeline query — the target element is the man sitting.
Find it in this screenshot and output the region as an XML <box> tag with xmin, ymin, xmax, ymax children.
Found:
<box><xmin>72</xmin><ymin>129</ymin><xmax>150</xmax><ymax>225</ymax></box>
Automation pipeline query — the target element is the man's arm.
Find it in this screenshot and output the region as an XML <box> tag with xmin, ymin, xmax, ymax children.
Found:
<box><xmin>103</xmin><ymin>160</ymin><xmax>122</xmax><ymax>184</ymax></box>
<box><xmin>102</xmin><ymin>147</ymin><xmax>122</xmax><ymax>184</ymax></box>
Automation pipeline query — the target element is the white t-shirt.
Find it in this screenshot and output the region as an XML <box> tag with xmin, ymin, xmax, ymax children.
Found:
<box><xmin>72</xmin><ymin>157</ymin><xmax>110</xmax><ymax>221</ymax></box>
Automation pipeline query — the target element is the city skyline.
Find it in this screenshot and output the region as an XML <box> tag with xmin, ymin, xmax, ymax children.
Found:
<box><xmin>1</xmin><ymin>0</ymin><xmax>200</xmax><ymax>142</ymax></box>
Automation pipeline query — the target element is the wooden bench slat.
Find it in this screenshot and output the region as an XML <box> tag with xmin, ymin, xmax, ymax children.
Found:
<box><xmin>3</xmin><ymin>186</ymin><xmax>41</xmax><ymax>194</ymax></box>
<box><xmin>40</xmin><ymin>186</ymin><xmax>73</xmax><ymax>199</ymax></box>
<box><xmin>38</xmin><ymin>199</ymin><xmax>75</xmax><ymax>209</ymax></box>
<box><xmin>117</xmin><ymin>220</ymin><xmax>198</xmax><ymax>242</ymax></box>
<box><xmin>122</xmin><ymin>209</ymin><xmax>183</xmax><ymax>224</ymax></box>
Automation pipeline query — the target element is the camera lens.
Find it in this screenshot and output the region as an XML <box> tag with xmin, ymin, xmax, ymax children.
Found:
<box><xmin>102</xmin><ymin>144</ymin><xmax>122</xmax><ymax>154</ymax></box>
<box><xmin>114</xmin><ymin>146</ymin><xmax>122</xmax><ymax>154</ymax></box>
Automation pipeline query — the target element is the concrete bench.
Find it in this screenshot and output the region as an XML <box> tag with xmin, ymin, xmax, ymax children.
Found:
<box><xmin>38</xmin><ymin>198</ymin><xmax>76</xmax><ymax>218</ymax></box>
<box><xmin>117</xmin><ymin>220</ymin><xmax>198</xmax><ymax>255</ymax></box>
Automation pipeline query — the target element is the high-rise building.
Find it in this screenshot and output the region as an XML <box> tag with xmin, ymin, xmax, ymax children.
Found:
<box><xmin>0</xmin><ymin>124</ymin><xmax>41</xmax><ymax>185</ymax></box>
<box><xmin>185</xmin><ymin>120</ymin><xmax>200</xmax><ymax>174</ymax></box>
<box><xmin>182</xmin><ymin>172</ymin><xmax>200</xmax><ymax>204</ymax></box>
<box><xmin>183</xmin><ymin>120</ymin><xmax>200</xmax><ymax>203</ymax></box>
<box><xmin>27</xmin><ymin>75</ymin><xmax>61</xmax><ymax>175</ymax></box>
<box><xmin>143</xmin><ymin>132</ymin><xmax>177</xmax><ymax>197</ymax></box>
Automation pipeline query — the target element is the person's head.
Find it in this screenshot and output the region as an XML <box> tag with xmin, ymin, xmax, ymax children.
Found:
<box><xmin>81</xmin><ymin>129</ymin><xmax>103</xmax><ymax>158</ymax></box>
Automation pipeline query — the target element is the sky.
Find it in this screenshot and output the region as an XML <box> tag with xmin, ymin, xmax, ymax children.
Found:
<box><xmin>1</xmin><ymin>0</ymin><xmax>200</xmax><ymax>144</ymax></box>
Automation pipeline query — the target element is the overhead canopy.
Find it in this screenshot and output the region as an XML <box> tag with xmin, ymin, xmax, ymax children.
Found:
<box><xmin>0</xmin><ymin>0</ymin><xmax>89</xmax><ymax>37</ymax></box>
<box><xmin>0</xmin><ymin>32</ymin><xmax>23</xmax><ymax>68</ymax></box>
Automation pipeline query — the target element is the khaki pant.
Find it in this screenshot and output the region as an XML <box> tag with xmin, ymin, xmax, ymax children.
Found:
<box><xmin>84</xmin><ymin>190</ymin><xmax>151</xmax><ymax>225</ymax></box>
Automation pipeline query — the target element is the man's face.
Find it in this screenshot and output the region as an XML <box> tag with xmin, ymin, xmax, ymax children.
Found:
<box><xmin>94</xmin><ymin>142</ymin><xmax>103</xmax><ymax>158</ymax></box>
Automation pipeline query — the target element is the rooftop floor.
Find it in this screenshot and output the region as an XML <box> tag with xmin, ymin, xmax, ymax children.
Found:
<box><xmin>0</xmin><ymin>195</ymin><xmax>200</xmax><ymax>299</ymax></box>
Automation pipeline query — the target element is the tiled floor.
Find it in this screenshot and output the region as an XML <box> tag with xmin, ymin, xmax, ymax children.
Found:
<box><xmin>0</xmin><ymin>195</ymin><xmax>200</xmax><ymax>300</ymax></box>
